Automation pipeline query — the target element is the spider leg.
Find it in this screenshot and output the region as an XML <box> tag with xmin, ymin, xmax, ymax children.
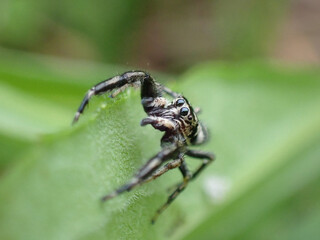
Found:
<box><xmin>151</xmin><ymin>151</ymin><xmax>214</xmax><ymax>223</ymax></box>
<box><xmin>185</xmin><ymin>149</ymin><xmax>215</xmax><ymax>180</ymax></box>
<box><xmin>165</xmin><ymin>159</ymin><xmax>194</xmax><ymax>193</ymax></box>
<box><xmin>101</xmin><ymin>145</ymin><xmax>179</xmax><ymax>201</ymax></box>
<box><xmin>166</xmin><ymin>150</ymin><xmax>215</xmax><ymax>193</ymax></box>
<box><xmin>142</xmin><ymin>158</ymin><xmax>182</xmax><ymax>184</ymax></box>
<box><xmin>73</xmin><ymin>71</ymin><xmax>157</xmax><ymax>124</ymax></box>
<box><xmin>162</xmin><ymin>85</ymin><xmax>180</xmax><ymax>98</ymax></box>
<box><xmin>109</xmin><ymin>82</ymin><xmax>138</xmax><ymax>98</ymax></box>
<box><xmin>151</xmin><ymin>159</ymin><xmax>191</xmax><ymax>224</ymax></box>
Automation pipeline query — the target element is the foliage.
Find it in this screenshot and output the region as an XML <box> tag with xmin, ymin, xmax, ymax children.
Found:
<box><xmin>0</xmin><ymin>50</ymin><xmax>319</xmax><ymax>240</ymax></box>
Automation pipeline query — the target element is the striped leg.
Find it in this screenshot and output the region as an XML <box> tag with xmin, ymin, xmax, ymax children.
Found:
<box><xmin>162</xmin><ymin>86</ymin><xmax>180</xmax><ymax>98</ymax></box>
<box><xmin>185</xmin><ymin>150</ymin><xmax>215</xmax><ymax>180</ymax></box>
<box><xmin>101</xmin><ymin>145</ymin><xmax>179</xmax><ymax>201</ymax></box>
<box><xmin>109</xmin><ymin>82</ymin><xmax>139</xmax><ymax>98</ymax></box>
<box><xmin>142</xmin><ymin>158</ymin><xmax>182</xmax><ymax>184</ymax></box>
<box><xmin>151</xmin><ymin>151</ymin><xmax>214</xmax><ymax>223</ymax></box>
<box><xmin>72</xmin><ymin>71</ymin><xmax>154</xmax><ymax>124</ymax></box>
<box><xmin>151</xmin><ymin>160</ymin><xmax>191</xmax><ymax>224</ymax></box>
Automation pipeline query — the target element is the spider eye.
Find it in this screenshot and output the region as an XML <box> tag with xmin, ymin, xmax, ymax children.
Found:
<box><xmin>188</xmin><ymin>115</ymin><xmax>193</xmax><ymax>120</ymax></box>
<box><xmin>180</xmin><ymin>107</ymin><xmax>189</xmax><ymax>116</ymax></box>
<box><xmin>176</xmin><ymin>99</ymin><xmax>185</xmax><ymax>107</ymax></box>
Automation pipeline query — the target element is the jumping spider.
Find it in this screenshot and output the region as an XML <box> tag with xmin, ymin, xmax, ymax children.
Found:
<box><xmin>72</xmin><ymin>71</ymin><xmax>215</xmax><ymax>223</ymax></box>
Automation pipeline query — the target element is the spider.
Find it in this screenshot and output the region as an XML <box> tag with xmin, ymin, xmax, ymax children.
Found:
<box><xmin>72</xmin><ymin>71</ymin><xmax>215</xmax><ymax>223</ymax></box>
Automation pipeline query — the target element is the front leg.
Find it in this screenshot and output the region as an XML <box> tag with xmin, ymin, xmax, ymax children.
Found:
<box><xmin>162</xmin><ymin>85</ymin><xmax>180</xmax><ymax>98</ymax></box>
<box><xmin>72</xmin><ymin>71</ymin><xmax>156</xmax><ymax>124</ymax></box>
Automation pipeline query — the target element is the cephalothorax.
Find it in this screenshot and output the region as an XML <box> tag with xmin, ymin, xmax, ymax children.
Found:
<box><xmin>73</xmin><ymin>71</ymin><xmax>215</xmax><ymax>223</ymax></box>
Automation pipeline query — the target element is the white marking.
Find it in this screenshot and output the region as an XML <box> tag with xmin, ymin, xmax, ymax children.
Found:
<box><xmin>124</xmin><ymin>71</ymin><xmax>145</xmax><ymax>80</ymax></box>
<box><xmin>196</xmin><ymin>128</ymin><xmax>205</xmax><ymax>144</ymax></box>
<box><xmin>130</xmin><ymin>177</ymin><xmax>139</xmax><ymax>185</ymax></box>
<box><xmin>73</xmin><ymin>112</ymin><xmax>80</xmax><ymax>123</ymax></box>
<box><xmin>75</xmin><ymin>112</ymin><xmax>80</xmax><ymax>119</ymax></box>
<box><xmin>104</xmin><ymin>76</ymin><xmax>120</xmax><ymax>87</ymax></box>
<box><xmin>88</xmin><ymin>89</ymin><xmax>95</xmax><ymax>98</ymax></box>
<box><xmin>124</xmin><ymin>72</ymin><xmax>135</xmax><ymax>78</ymax></box>
<box><xmin>148</xmin><ymin>158</ymin><xmax>161</xmax><ymax>169</ymax></box>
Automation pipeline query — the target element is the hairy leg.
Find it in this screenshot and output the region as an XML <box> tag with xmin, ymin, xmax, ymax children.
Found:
<box><xmin>101</xmin><ymin>145</ymin><xmax>179</xmax><ymax>201</ymax></box>
<box><xmin>73</xmin><ymin>71</ymin><xmax>156</xmax><ymax>123</ymax></box>
<box><xmin>151</xmin><ymin>159</ymin><xmax>192</xmax><ymax>224</ymax></box>
<box><xmin>162</xmin><ymin>86</ymin><xmax>180</xmax><ymax>98</ymax></box>
<box><xmin>151</xmin><ymin>151</ymin><xmax>215</xmax><ymax>223</ymax></box>
<box><xmin>185</xmin><ymin>149</ymin><xmax>215</xmax><ymax>180</ymax></box>
<box><xmin>142</xmin><ymin>158</ymin><xmax>182</xmax><ymax>184</ymax></box>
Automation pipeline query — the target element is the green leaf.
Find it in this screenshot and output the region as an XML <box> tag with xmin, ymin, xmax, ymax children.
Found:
<box><xmin>0</xmin><ymin>54</ymin><xmax>319</xmax><ymax>240</ymax></box>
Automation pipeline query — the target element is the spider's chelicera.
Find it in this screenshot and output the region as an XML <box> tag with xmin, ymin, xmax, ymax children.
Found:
<box><xmin>72</xmin><ymin>71</ymin><xmax>215</xmax><ymax>223</ymax></box>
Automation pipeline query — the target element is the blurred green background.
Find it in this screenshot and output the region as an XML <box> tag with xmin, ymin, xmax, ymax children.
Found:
<box><xmin>0</xmin><ymin>1</ymin><xmax>319</xmax><ymax>240</ymax></box>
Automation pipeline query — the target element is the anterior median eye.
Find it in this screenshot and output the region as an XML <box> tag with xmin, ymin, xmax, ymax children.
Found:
<box><xmin>180</xmin><ymin>107</ymin><xmax>189</xmax><ymax>116</ymax></box>
<box><xmin>176</xmin><ymin>99</ymin><xmax>185</xmax><ymax>107</ymax></box>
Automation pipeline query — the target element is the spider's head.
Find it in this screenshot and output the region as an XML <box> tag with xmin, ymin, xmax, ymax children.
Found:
<box><xmin>170</xmin><ymin>96</ymin><xmax>208</xmax><ymax>145</ymax></box>
<box><xmin>142</xmin><ymin>96</ymin><xmax>208</xmax><ymax>145</ymax></box>
<box><xmin>172</xmin><ymin>97</ymin><xmax>198</xmax><ymax>125</ymax></box>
